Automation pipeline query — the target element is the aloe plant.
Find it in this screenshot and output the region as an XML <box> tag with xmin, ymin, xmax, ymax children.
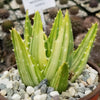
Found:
<box><xmin>11</xmin><ymin>10</ymin><xmax>98</xmax><ymax>93</ymax></box>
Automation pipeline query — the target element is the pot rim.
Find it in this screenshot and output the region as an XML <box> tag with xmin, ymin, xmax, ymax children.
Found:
<box><xmin>0</xmin><ymin>61</ymin><xmax>100</xmax><ymax>100</ymax></box>
<box><xmin>79</xmin><ymin>61</ymin><xmax>100</xmax><ymax>100</ymax></box>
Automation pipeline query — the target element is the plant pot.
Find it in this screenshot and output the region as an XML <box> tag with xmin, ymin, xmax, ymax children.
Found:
<box><xmin>0</xmin><ymin>62</ymin><xmax>100</xmax><ymax>100</ymax></box>
<box><xmin>79</xmin><ymin>61</ymin><xmax>100</xmax><ymax>100</ymax></box>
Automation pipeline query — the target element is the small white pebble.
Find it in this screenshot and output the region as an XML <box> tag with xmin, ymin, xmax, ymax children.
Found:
<box><xmin>2</xmin><ymin>71</ymin><xmax>9</xmax><ymax>79</ymax></box>
<box><xmin>0</xmin><ymin>90</ymin><xmax>6</xmax><ymax>96</ymax></box>
<box><xmin>79</xmin><ymin>83</ymin><xmax>85</xmax><ymax>87</ymax></box>
<box><xmin>26</xmin><ymin>86</ymin><xmax>34</xmax><ymax>95</ymax></box>
<box><xmin>27</xmin><ymin>97</ymin><xmax>31</xmax><ymax>100</ymax></box>
<box><xmin>14</xmin><ymin>70</ymin><xmax>18</xmax><ymax>75</ymax></box>
<box><xmin>85</xmin><ymin>90</ymin><xmax>92</xmax><ymax>95</ymax></box>
<box><xmin>34</xmin><ymin>89</ymin><xmax>41</xmax><ymax>95</ymax></box>
<box><xmin>34</xmin><ymin>94</ymin><xmax>47</xmax><ymax>100</ymax></box>
<box><xmin>0</xmin><ymin>78</ymin><xmax>9</xmax><ymax>86</ymax></box>
<box><xmin>50</xmin><ymin>91</ymin><xmax>59</xmax><ymax>97</ymax></box>
<box><xmin>68</xmin><ymin>87</ymin><xmax>76</xmax><ymax>96</ymax></box>
<box><xmin>87</xmin><ymin>66</ymin><xmax>98</xmax><ymax>75</ymax></box>
<box><xmin>7</xmin><ymin>81</ymin><xmax>13</xmax><ymax>88</ymax></box>
<box><xmin>78</xmin><ymin>75</ymin><xmax>83</xmax><ymax>79</ymax></box>
<box><xmin>3</xmin><ymin>71</ymin><xmax>9</xmax><ymax>75</ymax></box>
<box><xmin>93</xmin><ymin>85</ymin><xmax>96</xmax><ymax>90</ymax></box>
<box><xmin>12</xmin><ymin>94</ymin><xmax>21</xmax><ymax>100</ymax></box>
<box><xmin>41</xmin><ymin>94</ymin><xmax>47</xmax><ymax>100</ymax></box>
<box><xmin>73</xmin><ymin>83</ymin><xmax>79</xmax><ymax>88</ymax></box>
<box><xmin>89</xmin><ymin>73</ymin><xmax>97</xmax><ymax>83</ymax></box>
<box><xmin>86</xmin><ymin>64</ymin><xmax>90</xmax><ymax>68</ymax></box>
<box><xmin>87</xmin><ymin>78</ymin><xmax>93</xmax><ymax>85</ymax></box>
<box><xmin>24</xmin><ymin>93</ymin><xmax>29</xmax><ymax>99</ymax></box>
<box><xmin>34</xmin><ymin>95</ymin><xmax>41</xmax><ymax>100</ymax></box>
<box><xmin>81</xmin><ymin>81</ymin><xmax>88</xmax><ymax>86</ymax></box>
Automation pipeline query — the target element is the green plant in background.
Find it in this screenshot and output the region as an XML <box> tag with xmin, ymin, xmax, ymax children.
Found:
<box><xmin>11</xmin><ymin>10</ymin><xmax>98</xmax><ymax>93</ymax></box>
<box><xmin>59</xmin><ymin>0</ymin><xmax>68</xmax><ymax>4</ymax></box>
<box><xmin>2</xmin><ymin>20</ymin><xmax>14</xmax><ymax>33</ymax></box>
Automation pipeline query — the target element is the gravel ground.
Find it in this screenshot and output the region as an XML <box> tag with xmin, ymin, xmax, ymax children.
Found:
<box><xmin>0</xmin><ymin>64</ymin><xmax>99</xmax><ymax>100</ymax></box>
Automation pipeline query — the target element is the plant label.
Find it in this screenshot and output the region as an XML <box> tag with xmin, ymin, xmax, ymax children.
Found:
<box><xmin>22</xmin><ymin>0</ymin><xmax>56</xmax><ymax>15</ymax></box>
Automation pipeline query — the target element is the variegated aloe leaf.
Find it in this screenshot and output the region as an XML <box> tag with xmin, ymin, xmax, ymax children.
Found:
<box><xmin>58</xmin><ymin>11</ymin><xmax>74</xmax><ymax>67</ymax></box>
<box><xmin>24</xmin><ymin>11</ymin><xmax>32</xmax><ymax>48</ymax></box>
<box><xmin>45</xmin><ymin>10</ymin><xmax>63</xmax><ymax>57</ymax></box>
<box><xmin>43</xmin><ymin>33</ymin><xmax>47</xmax><ymax>41</ymax></box>
<box><xmin>11</xmin><ymin>29</ymin><xmax>43</xmax><ymax>86</ymax></box>
<box><xmin>50</xmin><ymin>62</ymin><xmax>69</xmax><ymax>93</ymax></box>
<box><xmin>70</xmin><ymin>23</ymin><xmax>98</xmax><ymax>82</ymax></box>
<box><xmin>45</xmin><ymin>10</ymin><xmax>73</xmax><ymax>81</ymax></box>
<box><xmin>30</xmin><ymin>11</ymin><xmax>47</xmax><ymax>70</ymax></box>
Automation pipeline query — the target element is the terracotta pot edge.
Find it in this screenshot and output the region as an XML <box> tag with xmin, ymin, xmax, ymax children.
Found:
<box><xmin>79</xmin><ymin>61</ymin><xmax>100</xmax><ymax>100</ymax></box>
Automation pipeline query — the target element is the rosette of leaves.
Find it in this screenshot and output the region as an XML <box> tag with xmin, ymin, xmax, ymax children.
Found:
<box><xmin>11</xmin><ymin>10</ymin><xmax>98</xmax><ymax>93</ymax></box>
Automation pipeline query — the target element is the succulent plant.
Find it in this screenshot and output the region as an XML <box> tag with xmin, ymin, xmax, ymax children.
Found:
<box><xmin>5</xmin><ymin>53</ymin><xmax>16</xmax><ymax>67</ymax></box>
<box><xmin>2</xmin><ymin>20</ymin><xmax>14</xmax><ymax>33</ymax></box>
<box><xmin>83</xmin><ymin>16</ymin><xmax>100</xmax><ymax>31</ymax></box>
<box><xmin>89</xmin><ymin>0</ymin><xmax>98</xmax><ymax>8</ymax></box>
<box><xmin>69</xmin><ymin>6</ymin><xmax>79</xmax><ymax>15</ymax></box>
<box><xmin>49</xmin><ymin>7</ymin><xmax>58</xmax><ymax>19</ymax></box>
<box><xmin>89</xmin><ymin>45</ymin><xmax>100</xmax><ymax>67</ymax></box>
<box><xmin>70</xmin><ymin>16</ymin><xmax>85</xmax><ymax>38</ymax></box>
<box><xmin>0</xmin><ymin>1</ymin><xmax>4</xmax><ymax>8</ymax></box>
<box><xmin>0</xmin><ymin>9</ymin><xmax>9</xmax><ymax>19</ymax></box>
<box><xmin>88</xmin><ymin>30</ymin><xmax>100</xmax><ymax>67</ymax></box>
<box><xmin>74</xmin><ymin>33</ymin><xmax>86</xmax><ymax>48</ymax></box>
<box><xmin>3</xmin><ymin>34</ymin><xmax>13</xmax><ymax>53</ymax></box>
<box><xmin>16</xmin><ymin>0</ymin><xmax>22</xmax><ymax>4</ymax></box>
<box><xmin>74</xmin><ymin>30</ymin><xmax>100</xmax><ymax>67</ymax></box>
<box><xmin>59</xmin><ymin>0</ymin><xmax>68</xmax><ymax>4</ymax></box>
<box><xmin>11</xmin><ymin>10</ymin><xmax>98</xmax><ymax>93</ymax></box>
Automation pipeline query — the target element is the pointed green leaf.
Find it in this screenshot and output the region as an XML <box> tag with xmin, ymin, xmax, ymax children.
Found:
<box><xmin>45</xmin><ymin>10</ymin><xmax>73</xmax><ymax>81</ymax></box>
<box><xmin>43</xmin><ymin>33</ymin><xmax>47</xmax><ymax>41</ymax></box>
<box><xmin>45</xmin><ymin>10</ymin><xmax>63</xmax><ymax>57</ymax></box>
<box><xmin>70</xmin><ymin>23</ymin><xmax>98</xmax><ymax>82</ymax></box>
<box><xmin>24</xmin><ymin>11</ymin><xmax>32</xmax><ymax>48</ymax></box>
<box><xmin>30</xmin><ymin>11</ymin><xmax>47</xmax><ymax>70</ymax></box>
<box><xmin>50</xmin><ymin>63</ymin><xmax>69</xmax><ymax>93</ymax></box>
<box><xmin>11</xmin><ymin>29</ymin><xmax>43</xmax><ymax>86</ymax></box>
<box><xmin>45</xmin><ymin>20</ymin><xmax>64</xmax><ymax>81</ymax></box>
<box><xmin>58</xmin><ymin>11</ymin><xmax>74</xmax><ymax>67</ymax></box>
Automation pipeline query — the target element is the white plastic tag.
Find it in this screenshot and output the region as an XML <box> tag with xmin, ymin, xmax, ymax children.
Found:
<box><xmin>22</xmin><ymin>0</ymin><xmax>56</xmax><ymax>15</ymax></box>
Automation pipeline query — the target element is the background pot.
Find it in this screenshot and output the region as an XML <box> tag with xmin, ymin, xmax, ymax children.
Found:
<box><xmin>0</xmin><ymin>62</ymin><xmax>100</xmax><ymax>100</ymax></box>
